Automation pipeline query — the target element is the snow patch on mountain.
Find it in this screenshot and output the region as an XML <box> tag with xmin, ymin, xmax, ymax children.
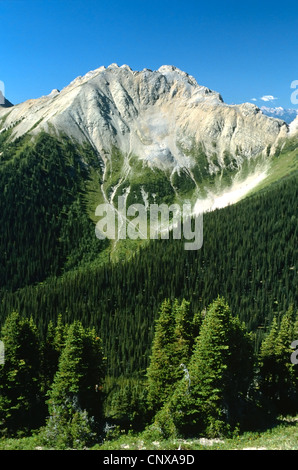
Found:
<box><xmin>260</xmin><ymin>106</ymin><xmax>298</xmax><ymax>124</ymax></box>
<box><xmin>194</xmin><ymin>167</ymin><xmax>269</xmax><ymax>214</ymax></box>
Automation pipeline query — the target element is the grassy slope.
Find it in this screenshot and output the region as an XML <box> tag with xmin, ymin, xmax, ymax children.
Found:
<box><xmin>0</xmin><ymin>416</ymin><xmax>297</xmax><ymax>450</ymax></box>
<box><xmin>95</xmin><ymin>417</ymin><xmax>298</xmax><ymax>450</ymax></box>
<box><xmin>245</xmin><ymin>135</ymin><xmax>298</xmax><ymax>198</ymax></box>
<box><xmin>109</xmin><ymin>135</ymin><xmax>297</xmax><ymax>263</ymax></box>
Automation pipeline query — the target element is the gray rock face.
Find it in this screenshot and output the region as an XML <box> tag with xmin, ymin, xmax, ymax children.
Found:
<box><xmin>0</xmin><ymin>64</ymin><xmax>288</xmax><ymax>172</ymax></box>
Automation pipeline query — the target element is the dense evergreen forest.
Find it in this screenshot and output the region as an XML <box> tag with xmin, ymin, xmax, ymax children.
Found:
<box><xmin>0</xmin><ymin>131</ymin><xmax>107</xmax><ymax>291</ymax></box>
<box><xmin>0</xmin><ymin>155</ymin><xmax>296</xmax><ymax>375</ymax></box>
<box><xmin>0</xmin><ymin>131</ymin><xmax>297</xmax><ymax>445</ymax></box>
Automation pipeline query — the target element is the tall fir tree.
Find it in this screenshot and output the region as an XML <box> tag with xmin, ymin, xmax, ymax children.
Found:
<box><xmin>0</xmin><ymin>312</ymin><xmax>41</xmax><ymax>436</ymax></box>
<box><xmin>259</xmin><ymin>306</ymin><xmax>298</xmax><ymax>413</ymax></box>
<box><xmin>146</xmin><ymin>298</ymin><xmax>198</xmax><ymax>415</ymax></box>
<box><xmin>146</xmin><ymin>299</ymin><xmax>176</xmax><ymax>413</ymax></box>
<box><xmin>157</xmin><ymin>297</ymin><xmax>254</xmax><ymax>438</ymax></box>
<box><xmin>41</xmin><ymin>314</ymin><xmax>68</xmax><ymax>395</ymax></box>
<box><xmin>173</xmin><ymin>299</ymin><xmax>194</xmax><ymax>363</ymax></box>
<box><xmin>47</xmin><ymin>320</ymin><xmax>105</xmax><ymax>420</ymax></box>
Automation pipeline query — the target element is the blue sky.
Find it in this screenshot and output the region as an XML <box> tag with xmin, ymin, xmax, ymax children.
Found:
<box><xmin>0</xmin><ymin>0</ymin><xmax>297</xmax><ymax>108</ymax></box>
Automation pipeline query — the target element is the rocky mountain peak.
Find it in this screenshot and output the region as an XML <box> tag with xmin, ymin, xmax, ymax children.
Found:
<box><xmin>0</xmin><ymin>64</ymin><xmax>289</xmax><ymax>172</ymax></box>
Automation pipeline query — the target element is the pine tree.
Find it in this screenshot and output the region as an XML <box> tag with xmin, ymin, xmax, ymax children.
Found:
<box><xmin>41</xmin><ymin>314</ymin><xmax>68</xmax><ymax>394</ymax></box>
<box><xmin>0</xmin><ymin>312</ymin><xmax>41</xmax><ymax>436</ymax></box>
<box><xmin>146</xmin><ymin>299</ymin><xmax>176</xmax><ymax>413</ymax></box>
<box><xmin>47</xmin><ymin>320</ymin><xmax>105</xmax><ymax>420</ymax></box>
<box><xmin>161</xmin><ymin>297</ymin><xmax>254</xmax><ymax>437</ymax></box>
<box><xmin>259</xmin><ymin>306</ymin><xmax>298</xmax><ymax>413</ymax></box>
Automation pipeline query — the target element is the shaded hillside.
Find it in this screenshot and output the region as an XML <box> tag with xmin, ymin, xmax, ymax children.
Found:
<box><xmin>0</xmin><ymin>168</ymin><xmax>296</xmax><ymax>377</ymax></box>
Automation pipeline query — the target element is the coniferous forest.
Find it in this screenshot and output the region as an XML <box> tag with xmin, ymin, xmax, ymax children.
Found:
<box><xmin>0</xmin><ymin>131</ymin><xmax>297</xmax><ymax>448</ymax></box>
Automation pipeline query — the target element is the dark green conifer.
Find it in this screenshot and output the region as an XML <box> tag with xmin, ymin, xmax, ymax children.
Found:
<box><xmin>0</xmin><ymin>312</ymin><xmax>41</xmax><ymax>436</ymax></box>
<box><xmin>259</xmin><ymin>306</ymin><xmax>298</xmax><ymax>412</ymax></box>
<box><xmin>159</xmin><ymin>297</ymin><xmax>254</xmax><ymax>437</ymax></box>
<box><xmin>146</xmin><ymin>299</ymin><xmax>176</xmax><ymax>413</ymax></box>
<box><xmin>48</xmin><ymin>320</ymin><xmax>105</xmax><ymax>420</ymax></box>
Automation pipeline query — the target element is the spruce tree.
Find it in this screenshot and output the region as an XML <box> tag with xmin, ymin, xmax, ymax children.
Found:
<box><xmin>160</xmin><ymin>297</ymin><xmax>254</xmax><ymax>437</ymax></box>
<box><xmin>0</xmin><ymin>312</ymin><xmax>41</xmax><ymax>436</ymax></box>
<box><xmin>48</xmin><ymin>320</ymin><xmax>105</xmax><ymax>420</ymax></box>
<box><xmin>41</xmin><ymin>320</ymin><xmax>105</xmax><ymax>448</ymax></box>
<box><xmin>146</xmin><ymin>299</ymin><xmax>176</xmax><ymax>413</ymax></box>
<box><xmin>146</xmin><ymin>298</ymin><xmax>197</xmax><ymax>415</ymax></box>
<box><xmin>173</xmin><ymin>299</ymin><xmax>193</xmax><ymax>362</ymax></box>
<box><xmin>41</xmin><ymin>314</ymin><xmax>68</xmax><ymax>395</ymax></box>
<box><xmin>259</xmin><ymin>306</ymin><xmax>298</xmax><ymax>413</ymax></box>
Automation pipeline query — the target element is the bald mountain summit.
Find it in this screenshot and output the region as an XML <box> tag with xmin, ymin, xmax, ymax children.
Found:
<box><xmin>0</xmin><ymin>64</ymin><xmax>295</xmax><ymax>216</ymax></box>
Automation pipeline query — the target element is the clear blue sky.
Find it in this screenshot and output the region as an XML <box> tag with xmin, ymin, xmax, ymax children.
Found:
<box><xmin>1</xmin><ymin>0</ymin><xmax>297</xmax><ymax>108</ymax></box>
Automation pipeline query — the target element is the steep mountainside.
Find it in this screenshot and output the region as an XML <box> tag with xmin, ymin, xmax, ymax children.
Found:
<box><xmin>0</xmin><ymin>64</ymin><xmax>296</xmax><ymax>293</ymax></box>
<box><xmin>0</xmin><ymin>64</ymin><xmax>291</xmax><ymax>213</ymax></box>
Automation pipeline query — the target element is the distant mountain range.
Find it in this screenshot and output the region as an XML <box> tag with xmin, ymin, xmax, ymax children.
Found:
<box><xmin>260</xmin><ymin>106</ymin><xmax>298</xmax><ymax>124</ymax></box>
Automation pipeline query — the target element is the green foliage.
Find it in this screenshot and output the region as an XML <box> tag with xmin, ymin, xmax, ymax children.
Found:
<box><xmin>48</xmin><ymin>320</ymin><xmax>105</xmax><ymax>420</ymax></box>
<box><xmin>146</xmin><ymin>299</ymin><xmax>176</xmax><ymax>412</ymax></box>
<box><xmin>127</xmin><ymin>164</ymin><xmax>175</xmax><ymax>206</ymax></box>
<box><xmin>96</xmin><ymin>415</ymin><xmax>298</xmax><ymax>450</ymax></box>
<box><xmin>171</xmin><ymin>169</ymin><xmax>196</xmax><ymax>197</ymax></box>
<box><xmin>1</xmin><ymin>415</ymin><xmax>297</xmax><ymax>450</ymax></box>
<box><xmin>0</xmin><ymin>132</ymin><xmax>106</xmax><ymax>290</ymax></box>
<box><xmin>146</xmin><ymin>405</ymin><xmax>179</xmax><ymax>441</ymax></box>
<box><xmin>153</xmin><ymin>297</ymin><xmax>254</xmax><ymax>438</ymax></box>
<box><xmin>38</xmin><ymin>401</ymin><xmax>97</xmax><ymax>449</ymax></box>
<box><xmin>146</xmin><ymin>299</ymin><xmax>197</xmax><ymax>414</ymax></box>
<box><xmin>0</xmin><ymin>170</ymin><xmax>296</xmax><ymax>379</ymax></box>
<box><xmin>259</xmin><ymin>305</ymin><xmax>298</xmax><ymax>413</ymax></box>
<box><xmin>0</xmin><ymin>313</ymin><xmax>105</xmax><ymax>440</ymax></box>
<box><xmin>0</xmin><ymin>312</ymin><xmax>42</xmax><ymax>436</ymax></box>
<box><xmin>41</xmin><ymin>315</ymin><xmax>68</xmax><ymax>394</ymax></box>
<box><xmin>103</xmin><ymin>376</ymin><xmax>148</xmax><ymax>430</ymax></box>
